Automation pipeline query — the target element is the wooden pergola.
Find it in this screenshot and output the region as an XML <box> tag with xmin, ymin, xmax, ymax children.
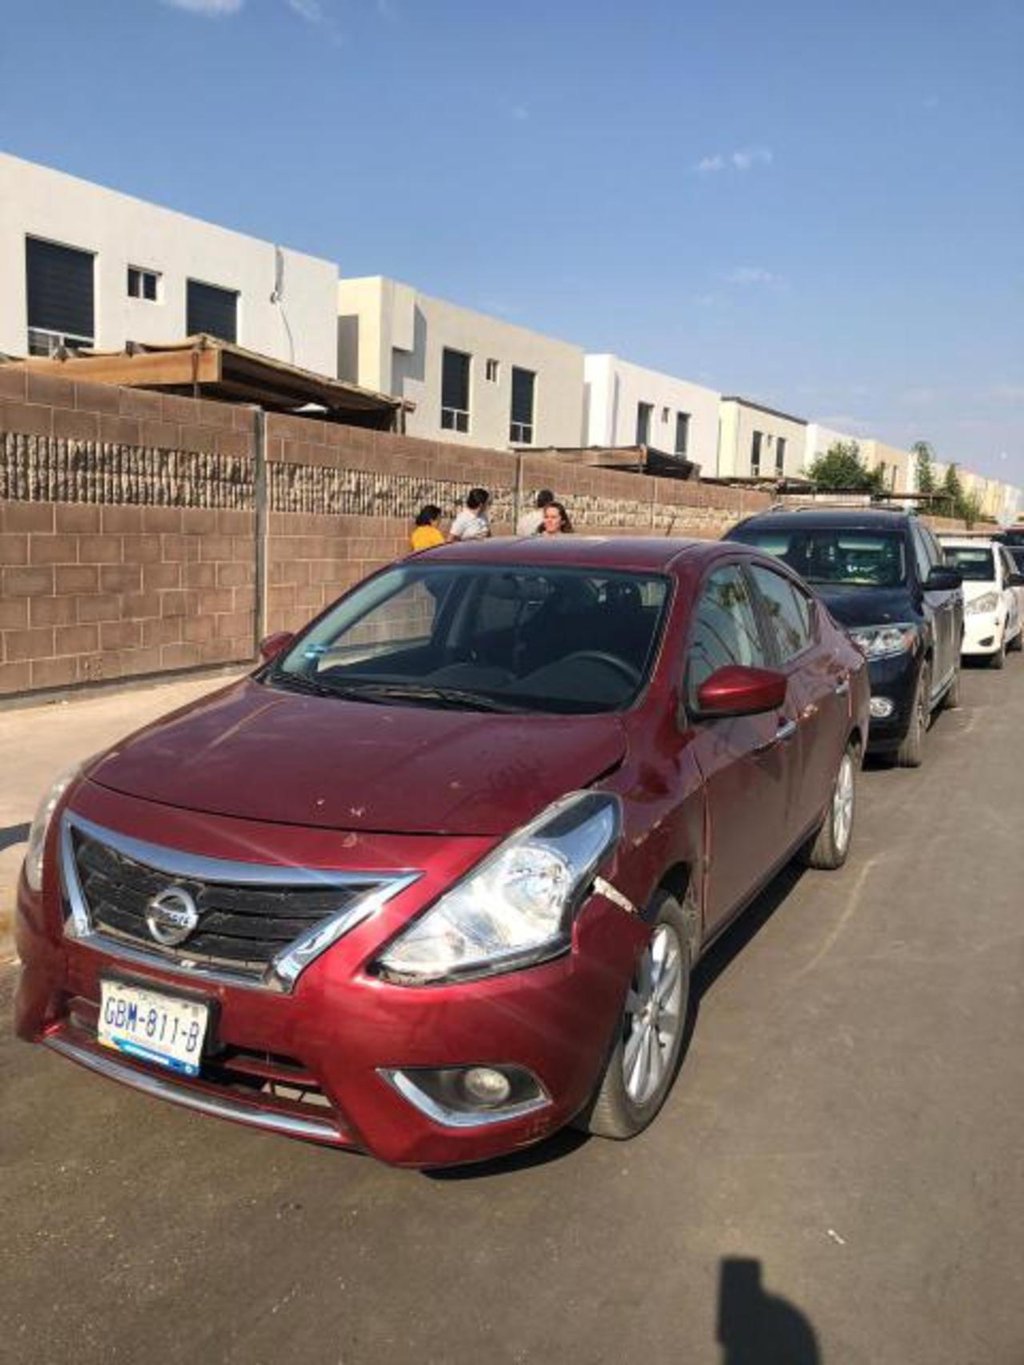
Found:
<box><xmin>10</xmin><ymin>334</ymin><xmax>408</xmax><ymax>430</ymax></box>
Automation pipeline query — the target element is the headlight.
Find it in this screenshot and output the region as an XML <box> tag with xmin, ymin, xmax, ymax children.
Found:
<box><xmin>966</xmin><ymin>592</ymin><xmax>999</xmax><ymax>616</ymax></box>
<box><xmin>24</xmin><ymin>764</ymin><xmax>81</xmax><ymax>892</ymax></box>
<box><xmin>374</xmin><ymin>791</ymin><xmax>622</xmax><ymax>985</ymax></box>
<box><xmin>847</xmin><ymin>623</ymin><xmax>918</xmax><ymax>660</ymax></box>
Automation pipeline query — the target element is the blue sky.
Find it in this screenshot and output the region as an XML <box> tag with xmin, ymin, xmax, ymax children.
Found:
<box><xmin>3</xmin><ymin>0</ymin><xmax>1022</xmax><ymax>486</ymax></box>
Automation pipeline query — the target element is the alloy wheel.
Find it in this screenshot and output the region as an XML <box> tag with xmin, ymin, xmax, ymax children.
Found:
<box><xmin>621</xmin><ymin>924</ymin><xmax>686</xmax><ymax>1105</ymax></box>
<box><xmin>832</xmin><ymin>751</ymin><xmax>855</xmax><ymax>855</ymax></box>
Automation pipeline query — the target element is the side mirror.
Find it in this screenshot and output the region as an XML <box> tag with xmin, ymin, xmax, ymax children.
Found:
<box><xmin>1008</xmin><ymin>572</ymin><xmax>1024</xmax><ymax>588</ymax></box>
<box><xmin>925</xmin><ymin>566</ymin><xmax>962</xmax><ymax>592</ymax></box>
<box><xmin>693</xmin><ymin>665</ymin><xmax>787</xmax><ymax>719</ymax></box>
<box><xmin>258</xmin><ymin>631</ymin><xmax>295</xmax><ymax>663</ymax></box>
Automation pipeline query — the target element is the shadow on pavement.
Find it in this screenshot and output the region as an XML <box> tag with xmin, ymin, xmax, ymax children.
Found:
<box><xmin>0</xmin><ymin>822</ymin><xmax>30</xmax><ymax>854</ymax></box>
<box><xmin>717</xmin><ymin>1256</ymin><xmax>821</xmax><ymax>1363</ymax></box>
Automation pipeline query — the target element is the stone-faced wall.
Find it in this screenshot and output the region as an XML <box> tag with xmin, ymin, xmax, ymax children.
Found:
<box><xmin>0</xmin><ymin>368</ymin><xmax>796</xmax><ymax>700</ymax></box>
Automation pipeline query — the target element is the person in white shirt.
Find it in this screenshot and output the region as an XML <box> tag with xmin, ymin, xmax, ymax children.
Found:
<box><xmin>515</xmin><ymin>488</ymin><xmax>555</xmax><ymax>537</ymax></box>
<box><xmin>449</xmin><ymin>487</ymin><xmax>491</xmax><ymax>541</ymax></box>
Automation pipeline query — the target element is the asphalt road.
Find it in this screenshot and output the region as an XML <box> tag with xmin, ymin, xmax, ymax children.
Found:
<box><xmin>2</xmin><ymin>660</ymin><xmax>1022</xmax><ymax>1365</ymax></box>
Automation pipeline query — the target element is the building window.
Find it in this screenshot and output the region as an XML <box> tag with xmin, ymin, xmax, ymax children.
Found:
<box><xmin>675</xmin><ymin>411</ymin><xmax>690</xmax><ymax>457</ymax></box>
<box><xmin>186</xmin><ymin>279</ymin><xmax>238</xmax><ymax>343</ymax></box>
<box><xmin>485</xmin><ymin>358</ymin><xmax>500</xmax><ymax>382</ymax></box>
<box><xmin>25</xmin><ymin>237</ymin><xmax>95</xmax><ymax>355</ymax></box>
<box><xmin>636</xmin><ymin>402</ymin><xmax>653</xmax><ymax>446</ymax></box>
<box><xmin>661</xmin><ymin>406</ymin><xmax>671</xmax><ymax>423</ymax></box>
<box><xmin>509</xmin><ymin>366</ymin><xmax>535</xmax><ymax>444</ymax></box>
<box><xmin>127</xmin><ymin>266</ymin><xmax>160</xmax><ymax>302</ymax></box>
<box><xmin>775</xmin><ymin>437</ymin><xmax>786</xmax><ymax>475</ymax></box>
<box><xmin>441</xmin><ymin>348</ymin><xmax>471</xmax><ymax>432</ymax></box>
<box><xmin>751</xmin><ymin>430</ymin><xmax>763</xmax><ymax>476</ymax></box>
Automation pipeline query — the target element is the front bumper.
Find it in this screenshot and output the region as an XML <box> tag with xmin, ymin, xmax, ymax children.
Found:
<box><xmin>961</xmin><ymin>612</ymin><xmax>1004</xmax><ymax>656</ymax></box>
<box><xmin>15</xmin><ymin>790</ymin><xmax>646</xmax><ymax>1168</ymax></box>
<box><xmin>863</xmin><ymin>653</ymin><xmax>920</xmax><ymax>751</ymax></box>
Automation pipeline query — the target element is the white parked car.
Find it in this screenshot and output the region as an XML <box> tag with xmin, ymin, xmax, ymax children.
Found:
<box><xmin>940</xmin><ymin>536</ymin><xmax>1024</xmax><ymax>668</ymax></box>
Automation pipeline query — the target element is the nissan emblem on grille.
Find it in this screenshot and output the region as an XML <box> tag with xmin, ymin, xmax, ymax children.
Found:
<box><xmin>145</xmin><ymin>887</ymin><xmax>201</xmax><ymax>947</ymax></box>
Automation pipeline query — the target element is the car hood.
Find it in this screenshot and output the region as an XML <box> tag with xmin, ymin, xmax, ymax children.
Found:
<box><xmin>86</xmin><ymin>679</ymin><xmax>628</xmax><ymax>837</ymax></box>
<box><xmin>813</xmin><ymin>585</ymin><xmax>917</xmax><ymax>630</ymax></box>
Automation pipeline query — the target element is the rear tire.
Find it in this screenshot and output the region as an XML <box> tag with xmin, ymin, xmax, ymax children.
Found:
<box><xmin>575</xmin><ymin>891</ymin><xmax>693</xmax><ymax>1141</ymax></box>
<box><xmin>800</xmin><ymin>744</ymin><xmax>857</xmax><ymax>870</ymax></box>
<box><xmin>896</xmin><ymin>661</ymin><xmax>930</xmax><ymax>768</ymax></box>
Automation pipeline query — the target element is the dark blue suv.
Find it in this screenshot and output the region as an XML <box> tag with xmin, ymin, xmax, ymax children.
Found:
<box><xmin>724</xmin><ymin>507</ymin><xmax>963</xmax><ymax>766</ymax></box>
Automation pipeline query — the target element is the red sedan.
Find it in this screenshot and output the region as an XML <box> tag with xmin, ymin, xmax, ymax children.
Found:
<box><xmin>15</xmin><ymin>538</ymin><xmax>868</xmax><ymax>1167</ymax></box>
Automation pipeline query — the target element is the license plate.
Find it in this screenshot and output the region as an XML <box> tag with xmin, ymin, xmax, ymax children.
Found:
<box><xmin>98</xmin><ymin>980</ymin><xmax>209</xmax><ymax>1077</ymax></box>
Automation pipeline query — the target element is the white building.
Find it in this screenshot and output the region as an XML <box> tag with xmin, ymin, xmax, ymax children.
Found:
<box><xmin>584</xmin><ymin>354</ymin><xmax>720</xmax><ymax>471</ymax></box>
<box><xmin>337</xmin><ymin>276</ymin><xmax>586</xmax><ymax>450</ymax></box>
<box><xmin>0</xmin><ymin>152</ymin><xmax>339</xmax><ymax>376</ymax></box>
<box><xmin>718</xmin><ymin>397</ymin><xmax>808</xmax><ymax>479</ymax></box>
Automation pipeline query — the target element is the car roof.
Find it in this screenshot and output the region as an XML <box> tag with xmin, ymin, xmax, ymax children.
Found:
<box><xmin>409</xmin><ymin>536</ymin><xmax>752</xmax><ymax>574</ymax></box>
<box><xmin>731</xmin><ymin>506</ymin><xmax>919</xmax><ymax>532</ymax></box>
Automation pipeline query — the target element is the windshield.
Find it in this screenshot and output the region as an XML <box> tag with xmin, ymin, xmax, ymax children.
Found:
<box><xmin>942</xmin><ymin>546</ymin><xmax>996</xmax><ymax>582</ymax></box>
<box><xmin>732</xmin><ymin>527</ymin><xmax>908</xmax><ymax>588</ymax></box>
<box><xmin>266</xmin><ymin>563</ymin><xmax>671</xmax><ymax>714</ymax></box>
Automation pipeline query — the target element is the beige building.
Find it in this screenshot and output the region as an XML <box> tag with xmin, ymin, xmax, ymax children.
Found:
<box><xmin>859</xmin><ymin>439</ymin><xmax>915</xmax><ymax>494</ymax></box>
<box><xmin>717</xmin><ymin>397</ymin><xmax>807</xmax><ymax>479</ymax></box>
<box><xmin>337</xmin><ymin>277</ymin><xmax>586</xmax><ymax>451</ymax></box>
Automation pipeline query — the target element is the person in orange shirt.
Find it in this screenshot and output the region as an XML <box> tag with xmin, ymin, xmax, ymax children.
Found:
<box><xmin>410</xmin><ymin>505</ymin><xmax>445</xmax><ymax>551</ymax></box>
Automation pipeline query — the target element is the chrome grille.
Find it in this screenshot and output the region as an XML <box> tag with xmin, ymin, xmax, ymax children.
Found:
<box><xmin>61</xmin><ymin>814</ymin><xmax>418</xmax><ymax>990</ymax></box>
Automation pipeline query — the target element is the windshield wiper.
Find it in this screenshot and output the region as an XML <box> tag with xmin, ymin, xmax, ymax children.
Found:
<box><xmin>267</xmin><ymin>672</ymin><xmax>388</xmax><ymax>703</ymax></box>
<box><xmin>348</xmin><ymin>682</ymin><xmax>525</xmax><ymax>712</ymax></box>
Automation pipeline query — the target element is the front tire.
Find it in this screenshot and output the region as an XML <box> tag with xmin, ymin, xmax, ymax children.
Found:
<box><xmin>896</xmin><ymin>661</ymin><xmax>930</xmax><ymax>768</ymax></box>
<box><xmin>989</xmin><ymin>638</ymin><xmax>1006</xmax><ymax>669</ymax></box>
<box><xmin>576</xmin><ymin>892</ymin><xmax>693</xmax><ymax>1140</ymax></box>
<box><xmin>800</xmin><ymin>743</ymin><xmax>857</xmax><ymax>870</ymax></box>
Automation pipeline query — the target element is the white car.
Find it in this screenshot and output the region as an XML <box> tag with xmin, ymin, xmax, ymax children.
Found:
<box><xmin>940</xmin><ymin>536</ymin><xmax>1023</xmax><ymax>668</ymax></box>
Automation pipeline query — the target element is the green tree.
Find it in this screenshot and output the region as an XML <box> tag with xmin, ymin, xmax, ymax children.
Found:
<box><xmin>960</xmin><ymin>491</ymin><xmax>983</xmax><ymax>529</ymax></box>
<box><xmin>941</xmin><ymin>462</ymin><xmax>964</xmax><ymax>516</ymax></box>
<box><xmin>808</xmin><ymin>440</ymin><xmax>885</xmax><ymax>494</ymax></box>
<box><xmin>912</xmin><ymin>440</ymin><xmax>936</xmax><ymax>495</ymax></box>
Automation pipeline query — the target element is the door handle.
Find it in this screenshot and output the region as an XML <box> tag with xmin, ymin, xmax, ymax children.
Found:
<box><xmin>754</xmin><ymin>717</ymin><xmax>797</xmax><ymax>753</ymax></box>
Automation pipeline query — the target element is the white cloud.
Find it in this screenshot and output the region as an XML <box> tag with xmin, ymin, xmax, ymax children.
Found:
<box><xmin>161</xmin><ymin>0</ymin><xmax>243</xmax><ymax>13</ymax></box>
<box><xmin>731</xmin><ymin>147</ymin><xmax>773</xmax><ymax>171</ymax></box>
<box><xmin>724</xmin><ymin>266</ymin><xmax>780</xmax><ymax>286</ymax></box>
<box><xmin>696</xmin><ymin>147</ymin><xmax>773</xmax><ymax>174</ymax></box>
<box><xmin>286</xmin><ymin>0</ymin><xmax>323</xmax><ymax>20</ymax></box>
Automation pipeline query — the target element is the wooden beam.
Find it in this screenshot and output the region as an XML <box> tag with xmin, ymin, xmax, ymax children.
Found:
<box><xmin>18</xmin><ymin>348</ymin><xmax>222</xmax><ymax>388</ymax></box>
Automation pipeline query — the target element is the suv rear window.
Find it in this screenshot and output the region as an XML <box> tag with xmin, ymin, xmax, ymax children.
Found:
<box><xmin>731</xmin><ymin>527</ymin><xmax>908</xmax><ymax>588</ymax></box>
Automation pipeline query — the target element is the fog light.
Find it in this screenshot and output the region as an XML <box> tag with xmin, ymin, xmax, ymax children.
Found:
<box><xmin>381</xmin><ymin>1064</ymin><xmax>550</xmax><ymax>1128</ymax></box>
<box><xmin>870</xmin><ymin>696</ymin><xmax>895</xmax><ymax>719</ymax></box>
<box><xmin>462</xmin><ymin>1066</ymin><xmax>512</xmax><ymax>1107</ymax></box>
